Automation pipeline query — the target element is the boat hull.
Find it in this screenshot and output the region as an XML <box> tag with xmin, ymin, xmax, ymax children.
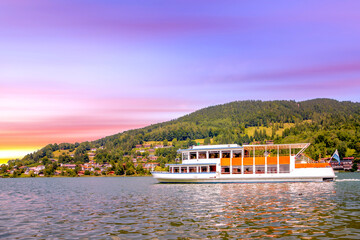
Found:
<box><xmin>152</xmin><ymin>168</ymin><xmax>336</xmax><ymax>183</ymax></box>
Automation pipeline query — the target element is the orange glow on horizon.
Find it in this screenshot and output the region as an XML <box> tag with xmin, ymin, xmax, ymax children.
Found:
<box><xmin>0</xmin><ymin>147</ymin><xmax>42</xmax><ymax>163</ymax></box>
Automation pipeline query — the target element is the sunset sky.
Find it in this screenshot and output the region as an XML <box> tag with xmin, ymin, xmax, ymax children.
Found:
<box><xmin>1</xmin><ymin>0</ymin><xmax>360</xmax><ymax>161</ymax></box>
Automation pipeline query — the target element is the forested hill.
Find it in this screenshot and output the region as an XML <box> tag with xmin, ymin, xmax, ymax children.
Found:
<box><xmin>23</xmin><ymin>98</ymin><xmax>360</xmax><ymax>164</ymax></box>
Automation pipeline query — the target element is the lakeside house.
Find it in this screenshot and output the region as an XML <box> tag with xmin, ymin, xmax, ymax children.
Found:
<box><xmin>143</xmin><ymin>163</ymin><xmax>159</xmax><ymax>171</ymax></box>
<box><xmin>27</xmin><ymin>165</ymin><xmax>45</xmax><ymax>174</ymax></box>
<box><xmin>81</xmin><ymin>165</ymin><xmax>94</xmax><ymax>172</ymax></box>
<box><xmin>329</xmin><ymin>157</ymin><xmax>359</xmax><ymax>171</ymax></box>
<box><xmin>61</xmin><ymin>164</ymin><xmax>77</xmax><ymax>169</ymax></box>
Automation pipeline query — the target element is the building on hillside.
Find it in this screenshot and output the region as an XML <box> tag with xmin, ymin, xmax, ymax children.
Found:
<box><xmin>150</xmin><ymin>156</ymin><xmax>158</xmax><ymax>161</ymax></box>
<box><xmin>149</xmin><ymin>149</ymin><xmax>155</xmax><ymax>153</ymax></box>
<box><xmin>135</xmin><ymin>144</ymin><xmax>142</xmax><ymax>148</ymax></box>
<box><xmin>29</xmin><ymin>167</ymin><xmax>38</xmax><ymax>174</ymax></box>
<box><xmin>19</xmin><ymin>166</ymin><xmax>29</xmax><ymax>171</ymax></box>
<box><xmin>37</xmin><ymin>165</ymin><xmax>45</xmax><ymax>171</ymax></box>
<box><xmin>143</xmin><ymin>144</ymin><xmax>151</xmax><ymax>148</ymax></box>
<box><xmin>330</xmin><ymin>157</ymin><xmax>354</xmax><ymax>171</ymax></box>
<box><xmin>103</xmin><ymin>164</ymin><xmax>112</xmax><ymax>169</ymax></box>
<box><xmin>61</xmin><ymin>164</ymin><xmax>77</xmax><ymax>169</ymax></box>
<box><xmin>143</xmin><ymin>163</ymin><xmax>160</xmax><ymax>171</ymax></box>
<box><xmin>81</xmin><ymin>165</ymin><xmax>94</xmax><ymax>172</ymax></box>
<box><xmin>265</xmin><ymin>140</ymin><xmax>274</xmax><ymax>145</ymax></box>
<box><xmin>88</xmin><ymin>152</ymin><xmax>96</xmax><ymax>157</ymax></box>
<box><xmin>342</xmin><ymin>157</ymin><xmax>354</xmax><ymax>170</ymax></box>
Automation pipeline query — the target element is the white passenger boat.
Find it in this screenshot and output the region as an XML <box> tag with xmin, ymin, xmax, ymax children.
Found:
<box><xmin>151</xmin><ymin>143</ymin><xmax>335</xmax><ymax>183</ymax></box>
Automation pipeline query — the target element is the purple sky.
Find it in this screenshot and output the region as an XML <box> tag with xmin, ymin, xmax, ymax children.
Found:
<box><xmin>1</xmin><ymin>0</ymin><xmax>360</xmax><ymax>158</ymax></box>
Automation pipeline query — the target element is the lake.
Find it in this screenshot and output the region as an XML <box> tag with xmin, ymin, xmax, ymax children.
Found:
<box><xmin>1</xmin><ymin>173</ymin><xmax>359</xmax><ymax>239</ymax></box>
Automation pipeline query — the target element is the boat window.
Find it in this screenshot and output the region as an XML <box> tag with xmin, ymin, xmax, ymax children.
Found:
<box><xmin>209</xmin><ymin>151</ymin><xmax>219</xmax><ymax>158</ymax></box>
<box><xmin>221</xmin><ymin>166</ymin><xmax>230</xmax><ymax>174</ymax></box>
<box><xmin>232</xmin><ymin>166</ymin><xmax>242</xmax><ymax>174</ymax></box>
<box><xmin>182</xmin><ymin>153</ymin><xmax>188</xmax><ymax>160</ymax></box>
<box><xmin>181</xmin><ymin>167</ymin><xmax>188</xmax><ymax>173</ymax></box>
<box><xmin>209</xmin><ymin>165</ymin><xmax>216</xmax><ymax>172</ymax></box>
<box><xmin>174</xmin><ymin>167</ymin><xmax>179</xmax><ymax>173</ymax></box>
<box><xmin>233</xmin><ymin>150</ymin><xmax>242</xmax><ymax>158</ymax></box>
<box><xmin>255</xmin><ymin>165</ymin><xmax>265</xmax><ymax>174</ymax></box>
<box><xmin>190</xmin><ymin>152</ymin><xmax>197</xmax><ymax>159</ymax></box>
<box><xmin>200</xmin><ymin>166</ymin><xmax>208</xmax><ymax>172</ymax></box>
<box><xmin>222</xmin><ymin>151</ymin><xmax>230</xmax><ymax>158</ymax></box>
<box><xmin>267</xmin><ymin>165</ymin><xmax>277</xmax><ymax>173</ymax></box>
<box><xmin>198</xmin><ymin>151</ymin><xmax>207</xmax><ymax>159</ymax></box>
<box><xmin>279</xmin><ymin>164</ymin><xmax>290</xmax><ymax>173</ymax></box>
<box><xmin>189</xmin><ymin>167</ymin><xmax>197</xmax><ymax>173</ymax></box>
<box><xmin>244</xmin><ymin>166</ymin><xmax>253</xmax><ymax>174</ymax></box>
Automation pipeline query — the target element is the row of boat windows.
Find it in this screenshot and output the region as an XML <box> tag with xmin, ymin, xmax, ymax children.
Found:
<box><xmin>169</xmin><ymin>164</ymin><xmax>290</xmax><ymax>174</ymax></box>
<box><xmin>221</xmin><ymin>164</ymin><xmax>290</xmax><ymax>174</ymax></box>
<box><xmin>171</xmin><ymin>166</ymin><xmax>217</xmax><ymax>173</ymax></box>
<box><xmin>184</xmin><ymin>150</ymin><xmax>240</xmax><ymax>160</ymax></box>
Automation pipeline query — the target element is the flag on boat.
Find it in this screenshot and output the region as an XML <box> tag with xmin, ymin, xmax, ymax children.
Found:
<box><xmin>331</xmin><ymin>149</ymin><xmax>341</xmax><ymax>165</ymax></box>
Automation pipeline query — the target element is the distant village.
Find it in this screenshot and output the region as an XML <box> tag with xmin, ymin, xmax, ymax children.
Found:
<box><xmin>1</xmin><ymin>140</ymin><xmax>359</xmax><ymax>178</ymax></box>
<box><xmin>0</xmin><ymin>143</ymin><xmax>175</xmax><ymax>178</ymax></box>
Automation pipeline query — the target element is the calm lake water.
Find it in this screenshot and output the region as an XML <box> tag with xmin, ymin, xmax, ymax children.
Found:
<box><xmin>1</xmin><ymin>173</ymin><xmax>359</xmax><ymax>239</ymax></box>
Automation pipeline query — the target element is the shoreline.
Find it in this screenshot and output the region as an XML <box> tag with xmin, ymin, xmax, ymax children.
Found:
<box><xmin>0</xmin><ymin>174</ymin><xmax>153</xmax><ymax>179</ymax></box>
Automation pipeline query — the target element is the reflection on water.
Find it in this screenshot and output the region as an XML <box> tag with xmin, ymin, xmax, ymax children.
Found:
<box><xmin>0</xmin><ymin>173</ymin><xmax>359</xmax><ymax>239</ymax></box>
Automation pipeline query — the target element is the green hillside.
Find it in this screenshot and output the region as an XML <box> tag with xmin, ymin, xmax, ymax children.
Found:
<box><xmin>18</xmin><ymin>98</ymin><xmax>360</xmax><ymax>167</ymax></box>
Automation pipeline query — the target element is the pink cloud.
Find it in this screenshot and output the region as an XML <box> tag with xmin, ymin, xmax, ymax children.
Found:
<box><xmin>0</xmin><ymin>85</ymin><xmax>197</xmax><ymax>150</ymax></box>
<box><xmin>208</xmin><ymin>61</ymin><xmax>360</xmax><ymax>84</ymax></box>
